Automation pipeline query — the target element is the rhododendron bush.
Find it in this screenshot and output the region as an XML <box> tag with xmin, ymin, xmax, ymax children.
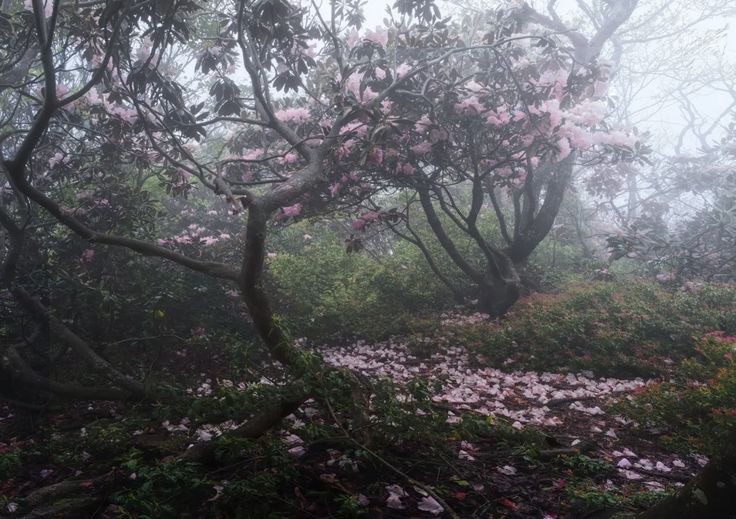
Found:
<box><xmin>0</xmin><ymin>0</ymin><xmax>643</xmax><ymax>398</ymax></box>
<box><xmin>605</xmin><ymin>118</ymin><xmax>736</xmax><ymax>283</ymax></box>
<box><xmin>3</xmin><ymin>1</ymin><xmax>736</xmax><ymax>516</ymax></box>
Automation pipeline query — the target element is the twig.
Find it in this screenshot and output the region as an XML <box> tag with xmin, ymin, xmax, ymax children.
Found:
<box><xmin>324</xmin><ymin>398</ymin><xmax>461</xmax><ymax>519</ymax></box>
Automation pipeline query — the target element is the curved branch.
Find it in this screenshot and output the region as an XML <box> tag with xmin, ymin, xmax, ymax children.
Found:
<box><xmin>1</xmin><ymin>162</ymin><xmax>239</xmax><ymax>282</ymax></box>
<box><xmin>417</xmin><ymin>185</ymin><xmax>483</xmax><ymax>283</ymax></box>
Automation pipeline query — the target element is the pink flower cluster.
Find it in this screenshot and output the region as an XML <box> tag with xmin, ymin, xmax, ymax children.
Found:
<box><xmin>275</xmin><ymin>107</ymin><xmax>311</xmax><ymax>124</ymax></box>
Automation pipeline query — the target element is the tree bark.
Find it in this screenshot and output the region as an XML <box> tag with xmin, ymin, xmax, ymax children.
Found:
<box><xmin>476</xmin><ymin>253</ymin><xmax>521</xmax><ymax>316</ymax></box>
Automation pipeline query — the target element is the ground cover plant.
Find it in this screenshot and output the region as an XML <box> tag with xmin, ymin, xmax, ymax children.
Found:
<box><xmin>2</xmin><ymin>280</ymin><xmax>735</xmax><ymax>517</ymax></box>
<box><xmin>1</xmin><ymin>0</ymin><xmax>736</xmax><ymax>517</ymax></box>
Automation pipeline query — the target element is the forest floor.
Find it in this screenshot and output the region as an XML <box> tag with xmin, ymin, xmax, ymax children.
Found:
<box><xmin>0</xmin><ymin>314</ymin><xmax>711</xmax><ymax>518</ymax></box>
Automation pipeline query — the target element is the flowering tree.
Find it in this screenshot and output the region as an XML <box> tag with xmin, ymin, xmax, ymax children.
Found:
<box><xmin>0</xmin><ymin>0</ymin><xmax>643</xmax><ymax>416</ymax></box>
<box><xmin>3</xmin><ymin>2</ymin><xmax>736</xmax><ymax>515</ymax></box>
<box><xmin>323</xmin><ymin>1</ymin><xmax>646</xmax><ymax>315</ymax></box>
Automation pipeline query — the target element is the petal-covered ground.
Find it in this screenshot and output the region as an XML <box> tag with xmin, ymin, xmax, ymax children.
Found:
<box><xmin>0</xmin><ymin>321</ymin><xmax>709</xmax><ymax>518</ymax></box>
<box><xmin>315</xmin><ymin>336</ymin><xmax>706</xmax><ymax>494</ymax></box>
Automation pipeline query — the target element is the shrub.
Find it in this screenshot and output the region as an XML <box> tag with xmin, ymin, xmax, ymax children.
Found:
<box><xmin>268</xmin><ymin>240</ymin><xmax>456</xmax><ymax>339</ymax></box>
<box><xmin>618</xmin><ymin>332</ymin><xmax>736</xmax><ymax>455</ymax></box>
<box><xmin>458</xmin><ymin>281</ymin><xmax>736</xmax><ymax>376</ymax></box>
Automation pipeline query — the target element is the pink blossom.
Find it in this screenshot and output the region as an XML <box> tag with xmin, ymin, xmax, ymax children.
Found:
<box><xmin>565</xmin><ymin>125</ymin><xmax>593</xmax><ymax>149</ymax></box>
<box><xmin>340</xmin><ymin>121</ymin><xmax>368</xmax><ymax>139</ymax></box>
<box><xmin>411</xmin><ymin>142</ymin><xmax>432</xmax><ymax>154</ymax></box>
<box><xmin>414</xmin><ymin>115</ymin><xmax>433</xmax><ymax>132</ymax></box>
<box><xmin>369</xmin><ymin>148</ymin><xmax>384</xmax><ymax>165</ymax></box>
<box><xmin>497</xmin><ymin>465</ymin><xmax>517</xmax><ymax>476</ymax></box>
<box><xmin>361</xmin><ymin>88</ymin><xmax>378</xmax><ymax>102</ymax></box>
<box><xmin>280</xmin><ymin>203</ymin><xmax>303</xmax><ymax>218</ymax></box>
<box><xmin>352</xmin><ymin>210</ymin><xmax>381</xmax><ymax>231</ymax></box>
<box><xmin>464</xmin><ymin>81</ymin><xmax>485</xmax><ymax>93</ymax></box>
<box><xmin>364</xmin><ymin>27</ymin><xmax>388</xmax><ymax>46</ymax></box>
<box><xmin>400</xmin><ymin>163</ymin><xmax>416</xmax><ymax>176</ymax></box>
<box><xmin>417</xmin><ymin>496</ymin><xmax>444</xmax><ymax>516</ymax></box>
<box><xmin>239</xmin><ymin>149</ymin><xmax>262</xmax><ymax>162</ymax></box>
<box><xmin>108</xmin><ymin>105</ymin><xmax>138</xmax><ymax>124</ymax></box>
<box><xmin>655</xmin><ymin>462</ymin><xmax>671</xmax><ymax>473</ymax></box>
<box><xmin>288</xmin><ymin>445</ymin><xmax>306</xmax><ymax>457</ymax></box>
<box><xmin>619</xmin><ymin>469</ymin><xmax>643</xmax><ymax>480</ymax></box>
<box><xmin>280</xmin><ymin>152</ymin><xmax>299</xmax><ymax>165</ymax></box>
<box><xmin>329</xmin><ymin>182</ymin><xmax>342</xmax><ymax>197</ymax></box>
<box><xmin>521</xmin><ymin>134</ymin><xmax>535</xmax><ymax>147</ymax></box>
<box><xmin>275</xmin><ymin>106</ymin><xmax>310</xmax><ymax>125</ymax></box>
<box><xmin>455</xmin><ymin>95</ymin><xmax>485</xmax><ymax>115</ymax></box>
<box><xmin>395</xmin><ymin>63</ymin><xmax>412</xmax><ymax>78</ymax></box>
<box><xmin>568</xmin><ymin>101</ymin><xmax>607</xmax><ymax>126</ymax></box>
<box><xmin>85</xmin><ymin>88</ymin><xmax>102</xmax><ymax>106</ymax></box>
<box><xmin>80</xmin><ymin>249</ymin><xmax>95</xmax><ymax>264</ymax></box>
<box><xmin>655</xmin><ymin>272</ymin><xmax>676</xmax><ymax>283</ymax></box>
<box><xmin>385</xmin><ymin>484</ymin><xmax>407</xmax><ymax>510</ymax></box>
<box><xmin>458</xmin><ymin>450</ymin><xmax>475</xmax><ymax>461</ymax></box>
<box><xmin>617</xmin><ymin>458</ymin><xmax>632</xmax><ymax>468</ymax></box>
<box><xmin>539</xmin><ymin>99</ymin><xmax>563</xmax><ymax>127</ymax></box>
<box><xmin>345</xmin><ymin>30</ymin><xmax>360</xmax><ymax>49</ymax></box>
<box><xmin>345</xmin><ymin>72</ymin><xmax>367</xmax><ymax>100</ymax></box>
<box><xmin>48</xmin><ymin>152</ymin><xmax>69</xmax><ymax>168</ymax></box>
<box><xmin>486</xmin><ymin>114</ymin><xmax>502</xmax><ymax>126</ymax></box>
<box><xmin>557</xmin><ymin>137</ymin><xmax>571</xmax><ymax>160</ymax></box>
<box><xmin>537</xmin><ymin>68</ymin><xmax>569</xmax><ymax>87</ymax></box>
<box><xmin>592</xmin><ymin>130</ymin><xmax>636</xmax><ymax>148</ymax></box>
<box><xmin>56</xmin><ymin>84</ymin><xmax>70</xmax><ymax>99</ymax></box>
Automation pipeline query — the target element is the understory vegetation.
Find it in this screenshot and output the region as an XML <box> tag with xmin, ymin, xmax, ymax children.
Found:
<box><xmin>2</xmin><ymin>265</ymin><xmax>735</xmax><ymax>517</ymax></box>
<box><xmin>2</xmin><ymin>0</ymin><xmax>736</xmax><ymax>517</ymax></box>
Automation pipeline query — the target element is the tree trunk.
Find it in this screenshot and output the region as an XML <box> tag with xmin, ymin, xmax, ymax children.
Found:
<box><xmin>476</xmin><ymin>255</ymin><xmax>521</xmax><ymax>317</ymax></box>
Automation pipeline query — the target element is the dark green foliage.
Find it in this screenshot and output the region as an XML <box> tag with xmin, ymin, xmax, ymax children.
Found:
<box><xmin>618</xmin><ymin>332</ymin><xmax>736</xmax><ymax>456</ymax></box>
<box><xmin>458</xmin><ymin>282</ymin><xmax>736</xmax><ymax>376</ymax></box>
<box><xmin>268</xmin><ymin>240</ymin><xmax>456</xmax><ymax>339</ymax></box>
<box><xmin>113</xmin><ymin>456</ymin><xmax>215</xmax><ymax>519</ymax></box>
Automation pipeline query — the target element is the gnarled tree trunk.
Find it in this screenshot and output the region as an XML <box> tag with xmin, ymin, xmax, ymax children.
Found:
<box><xmin>477</xmin><ymin>254</ymin><xmax>522</xmax><ymax>316</ymax></box>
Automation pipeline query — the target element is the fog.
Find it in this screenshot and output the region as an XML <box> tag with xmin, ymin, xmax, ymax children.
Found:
<box><xmin>2</xmin><ymin>2</ymin><xmax>736</xmax><ymax>515</ymax></box>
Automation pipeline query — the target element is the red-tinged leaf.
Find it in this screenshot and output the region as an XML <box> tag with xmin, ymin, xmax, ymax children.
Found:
<box><xmin>453</xmin><ymin>491</ymin><xmax>467</xmax><ymax>501</ymax></box>
<box><xmin>79</xmin><ymin>480</ymin><xmax>95</xmax><ymax>489</ymax></box>
<box><xmin>499</xmin><ymin>497</ymin><xmax>517</xmax><ymax>511</ymax></box>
